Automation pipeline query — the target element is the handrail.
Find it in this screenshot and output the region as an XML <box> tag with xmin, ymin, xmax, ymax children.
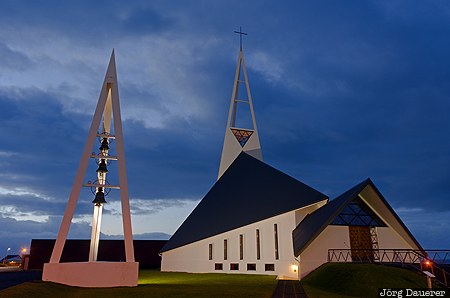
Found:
<box><xmin>422</xmin><ymin>250</ymin><xmax>450</xmax><ymax>264</ymax></box>
<box><xmin>327</xmin><ymin>249</ymin><xmax>449</xmax><ymax>288</ymax></box>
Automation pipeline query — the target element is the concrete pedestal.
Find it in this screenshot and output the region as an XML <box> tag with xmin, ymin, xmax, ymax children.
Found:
<box><xmin>43</xmin><ymin>262</ymin><xmax>139</xmax><ymax>287</ymax></box>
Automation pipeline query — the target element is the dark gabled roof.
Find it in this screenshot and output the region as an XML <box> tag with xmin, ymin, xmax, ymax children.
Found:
<box><xmin>161</xmin><ymin>152</ymin><xmax>328</xmax><ymax>253</ymax></box>
<box><xmin>292</xmin><ymin>178</ymin><xmax>423</xmax><ymax>257</ymax></box>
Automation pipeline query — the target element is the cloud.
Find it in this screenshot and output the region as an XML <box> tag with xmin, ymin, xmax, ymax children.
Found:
<box><xmin>247</xmin><ymin>51</ymin><xmax>284</xmax><ymax>83</ymax></box>
<box><xmin>102</xmin><ymin>232</ymin><xmax>170</xmax><ymax>240</ymax></box>
<box><xmin>120</xmin><ymin>7</ymin><xmax>176</xmax><ymax>34</ymax></box>
<box><xmin>0</xmin><ymin>191</ymin><xmax>90</xmax><ymax>219</ymax></box>
<box><xmin>0</xmin><ymin>214</ymin><xmax>92</xmax><ymax>254</ymax></box>
<box><xmin>0</xmin><ymin>196</ymin><xmax>191</xmax><ymax>260</ymax></box>
<box><xmin>0</xmin><ymin>0</ymin><xmax>449</xmax><ymax>252</ymax></box>
<box><xmin>0</xmin><ymin>186</ymin><xmax>51</xmax><ymax>201</ymax></box>
<box><xmin>0</xmin><ymin>151</ymin><xmax>17</xmax><ymax>157</ymax></box>
<box><xmin>130</xmin><ymin>199</ymin><xmax>194</xmax><ymax>215</ymax></box>
<box><xmin>0</xmin><ymin>42</ymin><xmax>33</xmax><ymax>71</ymax></box>
<box><xmin>396</xmin><ymin>207</ymin><xmax>450</xmax><ymax>249</ymax></box>
<box><xmin>0</xmin><ymin>29</ymin><xmax>224</xmax><ymax>130</ymax></box>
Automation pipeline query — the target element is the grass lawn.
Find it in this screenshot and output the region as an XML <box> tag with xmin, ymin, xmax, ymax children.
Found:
<box><xmin>0</xmin><ymin>270</ymin><xmax>277</xmax><ymax>298</ymax></box>
<box><xmin>1</xmin><ymin>264</ymin><xmax>438</xmax><ymax>297</ymax></box>
<box><xmin>301</xmin><ymin>263</ymin><xmax>430</xmax><ymax>298</ymax></box>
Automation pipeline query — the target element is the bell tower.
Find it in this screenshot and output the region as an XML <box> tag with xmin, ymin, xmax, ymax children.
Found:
<box><xmin>43</xmin><ymin>50</ymin><xmax>138</xmax><ymax>287</ymax></box>
<box><xmin>218</xmin><ymin>28</ymin><xmax>262</xmax><ymax>179</ymax></box>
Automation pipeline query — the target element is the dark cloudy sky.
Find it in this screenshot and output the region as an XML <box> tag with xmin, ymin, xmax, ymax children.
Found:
<box><xmin>1</xmin><ymin>0</ymin><xmax>449</xmax><ymax>255</ymax></box>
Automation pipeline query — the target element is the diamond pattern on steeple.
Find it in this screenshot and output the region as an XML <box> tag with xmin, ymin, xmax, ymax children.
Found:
<box><xmin>231</xmin><ymin>128</ymin><xmax>253</xmax><ymax>147</ymax></box>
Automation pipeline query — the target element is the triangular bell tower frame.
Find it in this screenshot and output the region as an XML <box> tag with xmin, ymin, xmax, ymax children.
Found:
<box><xmin>218</xmin><ymin>45</ymin><xmax>262</xmax><ymax>179</ymax></box>
<box><xmin>42</xmin><ymin>50</ymin><xmax>138</xmax><ymax>287</ymax></box>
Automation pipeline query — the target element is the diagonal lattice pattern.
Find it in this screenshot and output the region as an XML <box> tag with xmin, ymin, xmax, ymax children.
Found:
<box><xmin>230</xmin><ymin>128</ymin><xmax>253</xmax><ymax>147</ymax></box>
<box><xmin>331</xmin><ymin>197</ymin><xmax>387</xmax><ymax>227</ymax></box>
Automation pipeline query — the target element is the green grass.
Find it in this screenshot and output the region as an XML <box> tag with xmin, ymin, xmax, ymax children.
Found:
<box><xmin>301</xmin><ymin>263</ymin><xmax>429</xmax><ymax>298</ymax></box>
<box><xmin>0</xmin><ymin>270</ymin><xmax>277</xmax><ymax>298</ymax></box>
<box><xmin>0</xmin><ymin>264</ymin><xmax>437</xmax><ymax>298</ymax></box>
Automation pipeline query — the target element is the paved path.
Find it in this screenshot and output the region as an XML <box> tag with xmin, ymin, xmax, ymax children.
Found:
<box><xmin>0</xmin><ymin>270</ymin><xmax>42</xmax><ymax>290</ymax></box>
<box><xmin>271</xmin><ymin>280</ymin><xmax>309</xmax><ymax>298</ymax></box>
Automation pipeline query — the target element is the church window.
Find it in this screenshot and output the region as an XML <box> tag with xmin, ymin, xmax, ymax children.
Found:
<box><xmin>231</xmin><ymin>128</ymin><xmax>254</xmax><ymax>147</ymax></box>
<box><xmin>239</xmin><ymin>234</ymin><xmax>244</xmax><ymax>260</ymax></box>
<box><xmin>224</xmin><ymin>239</ymin><xmax>228</xmax><ymax>260</ymax></box>
<box><xmin>247</xmin><ymin>263</ymin><xmax>256</xmax><ymax>271</ymax></box>
<box><xmin>230</xmin><ymin>263</ymin><xmax>239</xmax><ymax>270</ymax></box>
<box><xmin>215</xmin><ymin>263</ymin><xmax>223</xmax><ymax>270</ymax></box>
<box><xmin>209</xmin><ymin>243</ymin><xmax>213</xmax><ymax>260</ymax></box>
<box><xmin>274</xmin><ymin>224</ymin><xmax>279</xmax><ymax>260</ymax></box>
<box><xmin>256</xmin><ymin>229</ymin><xmax>261</xmax><ymax>260</ymax></box>
<box><xmin>331</xmin><ymin>197</ymin><xmax>387</xmax><ymax>227</ymax></box>
<box><xmin>265</xmin><ymin>264</ymin><xmax>275</xmax><ymax>271</ymax></box>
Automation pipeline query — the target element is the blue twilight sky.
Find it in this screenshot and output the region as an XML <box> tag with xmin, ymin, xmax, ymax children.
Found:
<box><xmin>0</xmin><ymin>0</ymin><xmax>449</xmax><ymax>255</ymax></box>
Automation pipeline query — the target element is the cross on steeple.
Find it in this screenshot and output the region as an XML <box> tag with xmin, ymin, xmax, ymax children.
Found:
<box><xmin>234</xmin><ymin>26</ymin><xmax>248</xmax><ymax>50</ymax></box>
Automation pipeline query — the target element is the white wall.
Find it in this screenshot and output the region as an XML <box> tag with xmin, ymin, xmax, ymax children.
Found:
<box><xmin>298</xmin><ymin>225</ymin><xmax>418</xmax><ymax>279</ymax></box>
<box><xmin>359</xmin><ymin>187</ymin><xmax>421</xmax><ymax>250</ymax></box>
<box><xmin>161</xmin><ymin>203</ymin><xmax>323</xmax><ymax>279</ymax></box>
<box><xmin>299</xmin><ymin>225</ymin><xmax>349</xmax><ymax>279</ymax></box>
<box><xmin>376</xmin><ymin>227</ymin><xmax>414</xmax><ymax>249</ymax></box>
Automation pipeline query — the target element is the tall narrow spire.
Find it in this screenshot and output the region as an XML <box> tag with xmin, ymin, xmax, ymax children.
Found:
<box><xmin>217</xmin><ymin>35</ymin><xmax>262</xmax><ymax>179</ymax></box>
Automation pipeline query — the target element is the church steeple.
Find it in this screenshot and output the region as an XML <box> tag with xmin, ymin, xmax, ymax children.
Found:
<box><xmin>218</xmin><ymin>30</ymin><xmax>262</xmax><ymax>179</ymax></box>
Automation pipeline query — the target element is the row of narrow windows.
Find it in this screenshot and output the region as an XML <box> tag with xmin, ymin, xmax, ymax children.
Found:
<box><xmin>208</xmin><ymin>224</ymin><xmax>279</xmax><ymax>261</ymax></box>
<box><xmin>214</xmin><ymin>263</ymin><xmax>275</xmax><ymax>271</ymax></box>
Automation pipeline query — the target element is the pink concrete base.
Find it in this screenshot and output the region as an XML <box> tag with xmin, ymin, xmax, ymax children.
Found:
<box><xmin>42</xmin><ymin>262</ymin><xmax>139</xmax><ymax>287</ymax></box>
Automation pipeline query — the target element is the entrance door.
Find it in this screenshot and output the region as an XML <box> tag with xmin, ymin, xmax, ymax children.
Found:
<box><xmin>349</xmin><ymin>226</ymin><xmax>373</xmax><ymax>262</ymax></box>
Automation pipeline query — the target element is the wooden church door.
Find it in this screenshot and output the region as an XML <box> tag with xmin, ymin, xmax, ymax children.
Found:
<box><xmin>349</xmin><ymin>226</ymin><xmax>373</xmax><ymax>262</ymax></box>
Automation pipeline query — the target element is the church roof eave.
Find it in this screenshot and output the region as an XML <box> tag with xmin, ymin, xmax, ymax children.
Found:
<box><xmin>292</xmin><ymin>178</ymin><xmax>424</xmax><ymax>257</ymax></box>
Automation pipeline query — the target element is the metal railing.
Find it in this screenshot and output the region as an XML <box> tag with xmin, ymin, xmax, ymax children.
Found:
<box><xmin>423</xmin><ymin>250</ymin><xmax>450</xmax><ymax>264</ymax></box>
<box><xmin>327</xmin><ymin>249</ymin><xmax>449</xmax><ymax>288</ymax></box>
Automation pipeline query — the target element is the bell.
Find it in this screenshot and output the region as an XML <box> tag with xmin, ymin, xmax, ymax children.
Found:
<box><xmin>96</xmin><ymin>159</ymin><xmax>108</xmax><ymax>173</ymax></box>
<box><xmin>99</xmin><ymin>138</ymin><xmax>109</xmax><ymax>153</ymax></box>
<box><xmin>92</xmin><ymin>188</ymin><xmax>107</xmax><ymax>205</ymax></box>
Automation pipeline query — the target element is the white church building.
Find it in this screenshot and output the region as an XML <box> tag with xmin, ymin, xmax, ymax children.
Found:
<box><xmin>159</xmin><ymin>45</ymin><xmax>422</xmax><ymax>280</ymax></box>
